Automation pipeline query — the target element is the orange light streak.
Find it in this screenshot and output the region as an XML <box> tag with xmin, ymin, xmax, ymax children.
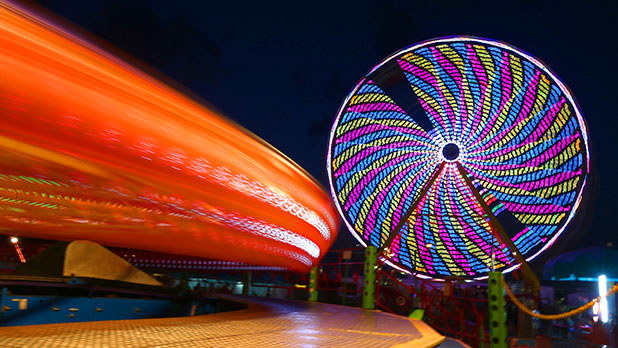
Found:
<box><xmin>0</xmin><ymin>3</ymin><xmax>338</xmax><ymax>271</ymax></box>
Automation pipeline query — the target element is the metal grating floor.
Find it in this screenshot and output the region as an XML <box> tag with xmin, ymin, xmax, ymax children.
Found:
<box><xmin>0</xmin><ymin>296</ymin><xmax>444</xmax><ymax>347</ymax></box>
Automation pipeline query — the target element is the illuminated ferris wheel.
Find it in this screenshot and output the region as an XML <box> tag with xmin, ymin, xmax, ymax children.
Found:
<box><xmin>328</xmin><ymin>37</ymin><xmax>589</xmax><ymax>279</ymax></box>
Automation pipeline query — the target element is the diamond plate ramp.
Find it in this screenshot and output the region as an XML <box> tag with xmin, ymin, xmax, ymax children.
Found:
<box><xmin>0</xmin><ymin>295</ymin><xmax>444</xmax><ymax>347</ymax></box>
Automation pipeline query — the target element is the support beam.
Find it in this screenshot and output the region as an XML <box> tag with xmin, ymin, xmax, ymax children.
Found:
<box><xmin>362</xmin><ymin>246</ymin><xmax>377</xmax><ymax>309</ymax></box>
<box><xmin>308</xmin><ymin>265</ymin><xmax>318</xmax><ymax>302</ymax></box>
<box><xmin>455</xmin><ymin>163</ymin><xmax>539</xmax><ymax>295</ymax></box>
<box><xmin>242</xmin><ymin>271</ymin><xmax>251</xmax><ymax>296</ymax></box>
<box><xmin>488</xmin><ymin>271</ymin><xmax>507</xmax><ymax>348</ymax></box>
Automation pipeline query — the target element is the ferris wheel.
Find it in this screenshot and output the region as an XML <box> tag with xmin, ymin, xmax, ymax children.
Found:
<box><xmin>327</xmin><ymin>37</ymin><xmax>589</xmax><ymax>279</ymax></box>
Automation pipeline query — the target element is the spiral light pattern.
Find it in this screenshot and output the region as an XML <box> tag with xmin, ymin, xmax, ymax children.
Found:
<box><xmin>328</xmin><ymin>37</ymin><xmax>589</xmax><ymax>278</ymax></box>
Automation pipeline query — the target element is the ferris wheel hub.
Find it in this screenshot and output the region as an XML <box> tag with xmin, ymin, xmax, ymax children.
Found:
<box><xmin>441</xmin><ymin>143</ymin><xmax>460</xmax><ymax>162</ymax></box>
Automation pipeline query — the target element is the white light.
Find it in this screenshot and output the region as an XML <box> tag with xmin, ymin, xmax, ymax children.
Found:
<box><xmin>10</xmin><ymin>236</ymin><xmax>18</xmax><ymax>244</ymax></box>
<box><xmin>593</xmin><ymin>302</ymin><xmax>600</xmax><ymax>322</ymax></box>
<box><xmin>598</xmin><ymin>275</ymin><xmax>609</xmax><ymax>323</ymax></box>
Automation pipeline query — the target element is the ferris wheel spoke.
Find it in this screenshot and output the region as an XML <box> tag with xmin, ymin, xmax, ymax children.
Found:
<box><xmin>460</xmin><ymin>173</ymin><xmax>576</xmax><ymax>242</ymax></box>
<box><xmin>450</xmin><ymin>165</ymin><xmax>517</xmax><ymax>267</ymax></box>
<box><xmin>459</xmin><ymin>44</ymin><xmax>491</xmax><ymax>143</ymax></box>
<box><xmin>333</xmin><ymin>143</ymin><xmax>436</xmax><ymax>185</ymax></box>
<box><xmin>463</xmin><ymin>146</ymin><xmax>584</xmax><ymax>208</ymax></box>
<box><xmin>426</xmin><ymin>46</ymin><xmax>466</xmax><ymax>141</ymax></box>
<box><xmin>398</xmin><ymin>51</ymin><xmax>462</xmax><ymax>141</ymax></box>
<box><xmin>444</xmin><ymin>44</ymin><xmax>478</xmax><ymax>145</ymax></box>
<box><xmin>336</xmin><ymin>115</ymin><xmax>433</xmax><ymax>145</ymax></box>
<box><xmin>338</xmin><ymin>157</ymin><xmax>441</xmax><ymax>229</ymax></box>
<box><xmin>460</xmin><ymin>44</ymin><xmax>503</xmax><ymax>143</ymax></box>
<box><xmin>466</xmin><ymin>128</ymin><xmax>576</xmax><ymax>163</ymax></box>
<box><xmin>338</xmin><ymin>79</ymin><xmax>434</xmax><ymax>139</ymax></box>
<box><xmin>448</xmin><ymin>166</ymin><xmax>513</xmax><ymax>266</ymax></box>
<box><xmin>334</xmin><ymin>150</ymin><xmax>434</xmax><ymax>183</ymax></box>
<box><xmin>463</xmin><ymin>156</ymin><xmax>582</xmax><ymax>184</ymax></box>
<box><xmin>467</xmin><ymin>88</ymin><xmax>567</xmax><ymax>156</ymax></box>
<box><xmin>453</xmin><ymin>172</ymin><xmax>549</xmax><ymax>262</ymax></box>
<box><xmin>464</xmin><ymin>53</ymin><xmax>531</xmax><ymax>149</ymax></box>
<box><xmin>462</xmin><ymin>161</ymin><xmax>578</xmax><ymax>210</ymax></box>
<box><xmin>332</xmin><ymin>144</ymin><xmax>436</xmax><ymax>181</ymax></box>
<box><xmin>351</xmin><ymin>160</ymin><xmax>440</xmax><ymax>235</ymax></box>
<box><xmin>462</xmin><ymin>157</ymin><xmax>581</xmax><ymax>182</ymax></box>
<box><xmin>459</xmin><ymin>43</ymin><xmax>490</xmax><ymax>141</ymax></box>
<box><xmin>332</xmin><ymin>135</ymin><xmax>436</xmax><ymax>168</ymax></box>
<box><xmin>363</xmin><ymin>60</ymin><xmax>435</xmax><ymax>132</ymax></box>
<box><xmin>435</xmin><ymin>166</ymin><xmax>493</xmax><ymax>274</ymax></box>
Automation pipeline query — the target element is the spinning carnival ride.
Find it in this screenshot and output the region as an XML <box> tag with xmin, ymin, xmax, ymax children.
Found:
<box><xmin>328</xmin><ymin>37</ymin><xmax>589</xmax><ymax>279</ymax></box>
<box><xmin>0</xmin><ymin>3</ymin><xmax>338</xmax><ymax>271</ymax></box>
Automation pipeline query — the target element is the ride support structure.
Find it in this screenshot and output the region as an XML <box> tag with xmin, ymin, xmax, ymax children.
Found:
<box><xmin>362</xmin><ymin>246</ymin><xmax>378</xmax><ymax>309</ymax></box>
<box><xmin>308</xmin><ymin>266</ymin><xmax>318</xmax><ymax>302</ymax></box>
<box><xmin>488</xmin><ymin>272</ymin><xmax>508</xmax><ymax>348</ymax></box>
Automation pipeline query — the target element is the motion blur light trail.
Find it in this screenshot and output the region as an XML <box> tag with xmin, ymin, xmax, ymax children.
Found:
<box><xmin>0</xmin><ymin>2</ymin><xmax>338</xmax><ymax>271</ymax></box>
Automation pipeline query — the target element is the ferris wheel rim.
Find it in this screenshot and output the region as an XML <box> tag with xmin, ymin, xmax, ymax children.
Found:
<box><xmin>327</xmin><ymin>36</ymin><xmax>590</xmax><ymax>279</ymax></box>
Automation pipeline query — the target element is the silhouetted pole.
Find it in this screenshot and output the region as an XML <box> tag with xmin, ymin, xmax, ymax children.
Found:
<box><xmin>242</xmin><ymin>271</ymin><xmax>251</xmax><ymax>296</ymax></box>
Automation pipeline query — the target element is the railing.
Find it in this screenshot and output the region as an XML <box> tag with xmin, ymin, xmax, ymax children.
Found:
<box><xmin>197</xmin><ymin>248</ymin><xmax>366</xmax><ymax>304</ymax></box>
<box><xmin>316</xmin><ymin>248</ymin><xmax>365</xmax><ymax>306</ymax></box>
<box><xmin>375</xmin><ymin>264</ymin><xmax>545</xmax><ymax>347</ymax></box>
<box><xmin>376</xmin><ymin>265</ymin><xmax>489</xmax><ymax>348</ymax></box>
<box><xmin>192</xmin><ymin>270</ymin><xmax>308</xmax><ymax>300</ymax></box>
<box><xmin>249</xmin><ymin>271</ymin><xmax>308</xmax><ymax>300</ymax></box>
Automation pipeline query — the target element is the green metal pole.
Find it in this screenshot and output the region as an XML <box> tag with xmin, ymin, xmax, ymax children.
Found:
<box><xmin>488</xmin><ymin>271</ymin><xmax>507</xmax><ymax>348</ymax></box>
<box><xmin>362</xmin><ymin>245</ymin><xmax>377</xmax><ymax>309</ymax></box>
<box><xmin>308</xmin><ymin>265</ymin><xmax>318</xmax><ymax>302</ymax></box>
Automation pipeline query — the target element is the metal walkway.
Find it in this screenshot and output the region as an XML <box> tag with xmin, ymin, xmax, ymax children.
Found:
<box><xmin>0</xmin><ymin>296</ymin><xmax>444</xmax><ymax>347</ymax></box>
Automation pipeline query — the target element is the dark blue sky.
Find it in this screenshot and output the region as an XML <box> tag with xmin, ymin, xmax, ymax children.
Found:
<box><xmin>32</xmin><ymin>0</ymin><xmax>617</xmax><ymax>252</ymax></box>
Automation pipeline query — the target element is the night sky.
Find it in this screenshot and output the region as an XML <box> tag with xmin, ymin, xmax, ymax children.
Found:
<box><xmin>29</xmin><ymin>1</ymin><xmax>617</xmax><ymax>254</ymax></box>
